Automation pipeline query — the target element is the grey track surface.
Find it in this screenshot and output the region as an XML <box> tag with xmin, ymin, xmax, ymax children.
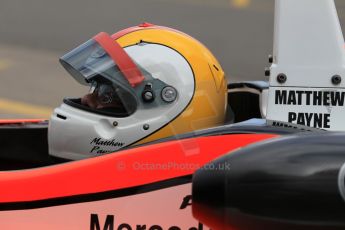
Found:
<box><xmin>0</xmin><ymin>0</ymin><xmax>345</xmax><ymax>117</ymax></box>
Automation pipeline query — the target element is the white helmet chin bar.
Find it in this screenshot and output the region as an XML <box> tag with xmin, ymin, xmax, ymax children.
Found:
<box><xmin>49</xmin><ymin>40</ymin><xmax>195</xmax><ymax>160</ymax></box>
<box><xmin>266</xmin><ymin>0</ymin><xmax>345</xmax><ymax>131</ymax></box>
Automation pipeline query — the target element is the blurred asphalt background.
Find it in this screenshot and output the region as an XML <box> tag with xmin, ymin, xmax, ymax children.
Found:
<box><xmin>0</xmin><ymin>0</ymin><xmax>345</xmax><ymax>118</ymax></box>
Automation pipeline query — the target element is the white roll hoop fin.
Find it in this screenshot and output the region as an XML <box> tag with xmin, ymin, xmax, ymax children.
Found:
<box><xmin>271</xmin><ymin>0</ymin><xmax>345</xmax><ymax>87</ymax></box>
<box><xmin>266</xmin><ymin>0</ymin><xmax>345</xmax><ymax>130</ymax></box>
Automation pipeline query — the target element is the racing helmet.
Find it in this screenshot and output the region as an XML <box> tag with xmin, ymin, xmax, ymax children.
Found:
<box><xmin>48</xmin><ymin>23</ymin><xmax>228</xmax><ymax>160</ymax></box>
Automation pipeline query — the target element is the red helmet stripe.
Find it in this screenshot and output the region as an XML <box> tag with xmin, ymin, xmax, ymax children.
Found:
<box><xmin>93</xmin><ymin>32</ymin><xmax>144</xmax><ymax>87</ymax></box>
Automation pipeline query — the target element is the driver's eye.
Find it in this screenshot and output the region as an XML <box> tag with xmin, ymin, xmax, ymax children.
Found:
<box><xmin>99</xmin><ymin>92</ymin><xmax>113</xmax><ymax>104</ymax></box>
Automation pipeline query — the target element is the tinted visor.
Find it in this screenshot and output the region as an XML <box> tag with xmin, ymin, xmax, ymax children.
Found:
<box><xmin>59</xmin><ymin>32</ymin><xmax>144</xmax><ymax>87</ymax></box>
<box><xmin>60</xmin><ymin>32</ymin><xmax>145</xmax><ymax>117</ymax></box>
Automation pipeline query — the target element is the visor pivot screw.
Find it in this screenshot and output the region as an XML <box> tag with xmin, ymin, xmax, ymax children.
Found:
<box><xmin>143</xmin><ymin>124</ymin><xmax>150</xmax><ymax>130</ymax></box>
<box><xmin>268</xmin><ymin>54</ymin><xmax>273</xmax><ymax>63</ymax></box>
<box><xmin>277</xmin><ymin>74</ymin><xmax>287</xmax><ymax>84</ymax></box>
<box><xmin>113</xmin><ymin>121</ymin><xmax>118</xmax><ymax>127</ymax></box>
<box><xmin>332</xmin><ymin>75</ymin><xmax>342</xmax><ymax>85</ymax></box>
<box><xmin>162</xmin><ymin>86</ymin><xmax>178</xmax><ymax>103</ymax></box>
<box><xmin>143</xmin><ymin>91</ymin><xmax>154</xmax><ymax>101</ymax></box>
<box><xmin>142</xmin><ymin>84</ymin><xmax>155</xmax><ymax>102</ymax></box>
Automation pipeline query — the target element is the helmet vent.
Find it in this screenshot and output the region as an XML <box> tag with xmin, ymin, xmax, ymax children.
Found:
<box><xmin>56</xmin><ymin>114</ymin><xmax>67</xmax><ymax>120</ymax></box>
<box><xmin>213</xmin><ymin>64</ymin><xmax>219</xmax><ymax>71</ymax></box>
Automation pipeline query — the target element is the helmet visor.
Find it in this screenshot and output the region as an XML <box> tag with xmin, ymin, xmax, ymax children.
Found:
<box><xmin>60</xmin><ymin>32</ymin><xmax>146</xmax><ymax>116</ymax></box>
<box><xmin>59</xmin><ymin>32</ymin><xmax>145</xmax><ymax>88</ymax></box>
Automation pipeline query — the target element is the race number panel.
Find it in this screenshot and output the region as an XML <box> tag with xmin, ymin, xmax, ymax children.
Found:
<box><xmin>267</xmin><ymin>87</ymin><xmax>345</xmax><ymax>130</ymax></box>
